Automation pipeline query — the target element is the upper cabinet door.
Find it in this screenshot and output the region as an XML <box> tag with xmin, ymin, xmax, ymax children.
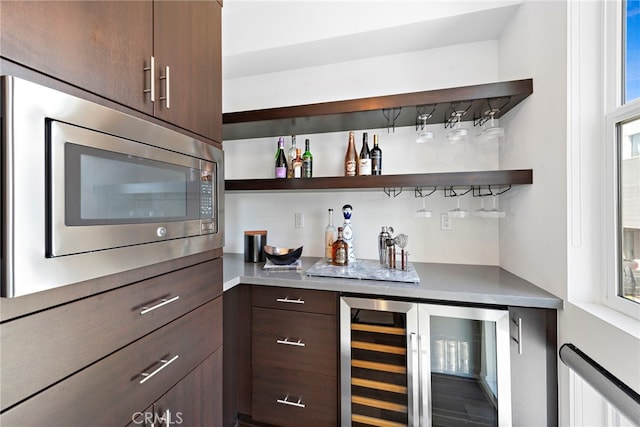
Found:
<box><xmin>0</xmin><ymin>1</ymin><xmax>154</xmax><ymax>115</ymax></box>
<box><xmin>153</xmin><ymin>0</ymin><xmax>222</xmax><ymax>143</ymax></box>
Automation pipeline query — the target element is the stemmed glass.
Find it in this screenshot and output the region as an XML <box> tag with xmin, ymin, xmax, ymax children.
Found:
<box><xmin>474</xmin><ymin>197</ymin><xmax>487</xmax><ymax>217</ymax></box>
<box><xmin>449</xmin><ymin>189</ymin><xmax>469</xmax><ymax>218</ymax></box>
<box><xmin>415</xmin><ymin>197</ymin><xmax>432</xmax><ymax>218</ymax></box>
<box><xmin>483</xmin><ymin>194</ymin><xmax>506</xmax><ymax>218</ymax></box>
<box><xmin>415</xmin><ymin>187</ymin><xmax>435</xmax><ymax>218</ymax></box>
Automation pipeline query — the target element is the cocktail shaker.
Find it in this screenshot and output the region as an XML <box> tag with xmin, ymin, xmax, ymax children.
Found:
<box><xmin>378</xmin><ymin>226</ymin><xmax>391</xmax><ymax>264</ymax></box>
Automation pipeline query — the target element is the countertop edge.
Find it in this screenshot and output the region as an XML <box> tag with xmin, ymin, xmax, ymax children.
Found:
<box><xmin>222</xmin><ymin>254</ymin><xmax>563</xmax><ymax>310</ymax></box>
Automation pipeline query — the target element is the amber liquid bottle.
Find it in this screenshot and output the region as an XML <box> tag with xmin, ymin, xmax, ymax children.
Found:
<box><xmin>344</xmin><ymin>131</ymin><xmax>357</xmax><ymax>176</ymax></box>
<box><xmin>332</xmin><ymin>227</ymin><xmax>349</xmax><ymax>266</ymax></box>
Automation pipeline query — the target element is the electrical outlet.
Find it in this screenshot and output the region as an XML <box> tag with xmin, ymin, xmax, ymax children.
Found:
<box><xmin>441</xmin><ymin>213</ymin><xmax>452</xmax><ymax>230</ymax></box>
<box><xmin>295</xmin><ymin>213</ymin><xmax>304</xmax><ymax>228</ymax></box>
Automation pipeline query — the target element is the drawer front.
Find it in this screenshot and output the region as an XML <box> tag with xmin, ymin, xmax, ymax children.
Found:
<box><xmin>252</xmin><ymin>285</ymin><xmax>337</xmax><ymax>315</ymax></box>
<box><xmin>253</xmin><ymin>367</ymin><xmax>337</xmax><ymax>427</ymax></box>
<box><xmin>0</xmin><ymin>258</ymin><xmax>222</xmax><ymax>411</ymax></box>
<box><xmin>0</xmin><ymin>297</ymin><xmax>222</xmax><ymax>426</ymax></box>
<box><xmin>252</xmin><ymin>307</ymin><xmax>337</xmax><ymax>376</ymax></box>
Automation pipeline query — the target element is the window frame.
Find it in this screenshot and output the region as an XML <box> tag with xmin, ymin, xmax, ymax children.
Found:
<box><xmin>604</xmin><ymin>0</ymin><xmax>640</xmax><ymax>319</ymax></box>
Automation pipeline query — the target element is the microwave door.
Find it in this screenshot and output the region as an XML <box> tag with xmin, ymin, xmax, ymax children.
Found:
<box><xmin>48</xmin><ymin>121</ymin><xmax>204</xmax><ymax>257</ymax></box>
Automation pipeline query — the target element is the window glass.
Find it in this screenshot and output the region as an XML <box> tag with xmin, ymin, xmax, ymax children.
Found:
<box><xmin>624</xmin><ymin>0</ymin><xmax>640</xmax><ymax>103</ymax></box>
<box><xmin>619</xmin><ymin>116</ymin><xmax>640</xmax><ymax>304</ymax></box>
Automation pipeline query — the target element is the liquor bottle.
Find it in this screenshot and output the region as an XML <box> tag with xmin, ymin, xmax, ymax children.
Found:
<box><xmin>358</xmin><ymin>132</ymin><xmax>371</xmax><ymax>176</ymax></box>
<box><xmin>331</xmin><ymin>227</ymin><xmax>349</xmax><ymax>266</ymax></box>
<box><xmin>292</xmin><ymin>148</ymin><xmax>303</xmax><ymax>178</ymax></box>
<box><xmin>324</xmin><ymin>208</ymin><xmax>336</xmax><ymax>261</ymax></box>
<box><xmin>287</xmin><ymin>135</ymin><xmax>297</xmax><ymax>178</ymax></box>
<box><xmin>302</xmin><ymin>139</ymin><xmax>313</xmax><ymax>178</ymax></box>
<box><xmin>344</xmin><ymin>131</ymin><xmax>357</xmax><ymax>176</ymax></box>
<box><xmin>371</xmin><ymin>134</ymin><xmax>382</xmax><ymax>175</ymax></box>
<box><xmin>275</xmin><ymin>137</ymin><xmax>287</xmax><ymax>179</ymax></box>
<box><xmin>342</xmin><ymin>204</ymin><xmax>356</xmax><ymax>263</ymax></box>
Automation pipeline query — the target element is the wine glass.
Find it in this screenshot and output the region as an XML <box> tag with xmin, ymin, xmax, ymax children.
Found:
<box><xmin>415</xmin><ymin>197</ymin><xmax>433</xmax><ymax>218</ymax></box>
<box><xmin>483</xmin><ymin>194</ymin><xmax>506</xmax><ymax>218</ymax></box>
<box><xmin>447</xmin><ymin>111</ymin><xmax>469</xmax><ymax>143</ymax></box>
<box><xmin>416</xmin><ymin>114</ymin><xmax>435</xmax><ymax>143</ymax></box>
<box><xmin>474</xmin><ymin>196</ymin><xmax>487</xmax><ymax>217</ymax></box>
<box><xmin>449</xmin><ymin>194</ymin><xmax>469</xmax><ymax>218</ymax></box>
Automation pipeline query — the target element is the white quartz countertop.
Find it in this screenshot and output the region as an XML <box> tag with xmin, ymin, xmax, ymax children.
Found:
<box><xmin>223</xmin><ymin>253</ymin><xmax>563</xmax><ymax>309</ymax></box>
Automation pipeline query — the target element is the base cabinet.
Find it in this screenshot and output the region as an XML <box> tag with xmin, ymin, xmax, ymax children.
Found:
<box><xmin>0</xmin><ymin>259</ymin><xmax>223</xmax><ymax>426</ymax></box>
<box><xmin>251</xmin><ymin>286</ymin><xmax>339</xmax><ymax>427</ymax></box>
<box><xmin>130</xmin><ymin>349</ymin><xmax>223</xmax><ymax>427</ymax></box>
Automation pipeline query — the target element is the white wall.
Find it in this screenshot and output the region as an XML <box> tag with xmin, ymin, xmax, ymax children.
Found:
<box><xmin>224</xmin><ymin>41</ymin><xmax>507</xmax><ymax>265</ymax></box>
<box><xmin>497</xmin><ymin>2</ymin><xmax>640</xmax><ymax>426</ymax></box>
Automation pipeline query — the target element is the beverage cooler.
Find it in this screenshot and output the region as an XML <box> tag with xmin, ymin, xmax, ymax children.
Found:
<box><xmin>340</xmin><ymin>297</ymin><xmax>512</xmax><ymax>427</ymax></box>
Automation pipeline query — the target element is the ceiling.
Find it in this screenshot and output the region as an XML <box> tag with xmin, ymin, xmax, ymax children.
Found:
<box><xmin>222</xmin><ymin>0</ymin><xmax>522</xmax><ymax>79</ymax></box>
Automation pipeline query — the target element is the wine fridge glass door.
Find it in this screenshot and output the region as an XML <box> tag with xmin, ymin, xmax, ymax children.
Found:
<box><xmin>418</xmin><ymin>304</ymin><xmax>512</xmax><ymax>427</ymax></box>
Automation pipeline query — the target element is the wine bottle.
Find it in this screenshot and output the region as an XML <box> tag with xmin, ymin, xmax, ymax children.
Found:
<box><xmin>292</xmin><ymin>148</ymin><xmax>303</xmax><ymax>178</ymax></box>
<box><xmin>324</xmin><ymin>208</ymin><xmax>336</xmax><ymax>261</ymax></box>
<box><xmin>287</xmin><ymin>135</ymin><xmax>297</xmax><ymax>178</ymax></box>
<box><xmin>275</xmin><ymin>137</ymin><xmax>287</xmax><ymax>179</ymax></box>
<box><xmin>371</xmin><ymin>134</ymin><xmax>382</xmax><ymax>175</ymax></box>
<box><xmin>358</xmin><ymin>132</ymin><xmax>371</xmax><ymax>176</ymax></box>
<box><xmin>344</xmin><ymin>131</ymin><xmax>357</xmax><ymax>176</ymax></box>
<box><xmin>331</xmin><ymin>227</ymin><xmax>349</xmax><ymax>266</ymax></box>
<box><xmin>302</xmin><ymin>139</ymin><xmax>313</xmax><ymax>178</ymax></box>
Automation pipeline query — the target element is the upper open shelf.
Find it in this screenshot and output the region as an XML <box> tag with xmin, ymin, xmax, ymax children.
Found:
<box><xmin>222</xmin><ymin>78</ymin><xmax>533</xmax><ymax>140</ymax></box>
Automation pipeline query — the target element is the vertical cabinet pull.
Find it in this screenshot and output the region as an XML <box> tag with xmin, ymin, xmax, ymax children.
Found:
<box><xmin>512</xmin><ymin>317</ymin><xmax>523</xmax><ymax>355</ymax></box>
<box><xmin>140</xmin><ymin>295</ymin><xmax>180</xmax><ymax>315</ymax></box>
<box><xmin>143</xmin><ymin>56</ymin><xmax>155</xmax><ymax>102</ymax></box>
<box><xmin>139</xmin><ymin>354</ymin><xmax>179</xmax><ymax>384</ymax></box>
<box><xmin>276</xmin><ymin>394</ymin><xmax>306</xmax><ymax>408</ymax></box>
<box><xmin>276</xmin><ymin>297</ymin><xmax>305</xmax><ymax>304</ymax></box>
<box><xmin>276</xmin><ymin>337</ymin><xmax>306</xmax><ymax>347</ymax></box>
<box><xmin>159</xmin><ymin>65</ymin><xmax>170</xmax><ymax>109</ymax></box>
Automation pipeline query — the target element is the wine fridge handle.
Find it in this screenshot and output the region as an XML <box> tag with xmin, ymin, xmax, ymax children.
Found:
<box><xmin>409</xmin><ymin>332</ymin><xmax>421</xmax><ymax>426</ymax></box>
<box><xmin>512</xmin><ymin>317</ymin><xmax>523</xmax><ymax>355</ymax></box>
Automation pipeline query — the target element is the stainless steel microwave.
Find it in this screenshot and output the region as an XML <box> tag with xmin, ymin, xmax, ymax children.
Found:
<box><xmin>1</xmin><ymin>76</ymin><xmax>224</xmax><ymax>298</ymax></box>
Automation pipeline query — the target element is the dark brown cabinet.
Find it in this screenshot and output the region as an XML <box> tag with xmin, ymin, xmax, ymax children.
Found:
<box><xmin>0</xmin><ymin>0</ymin><xmax>221</xmax><ymax>142</ymax></box>
<box><xmin>0</xmin><ymin>260</ymin><xmax>223</xmax><ymax>426</ymax></box>
<box><xmin>251</xmin><ymin>286</ymin><xmax>339</xmax><ymax>427</ymax></box>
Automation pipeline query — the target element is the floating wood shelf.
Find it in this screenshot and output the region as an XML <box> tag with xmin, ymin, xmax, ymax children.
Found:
<box><xmin>224</xmin><ymin>169</ymin><xmax>533</xmax><ymax>192</ymax></box>
<box><xmin>223</xmin><ymin>78</ymin><xmax>533</xmax><ymax>140</ymax></box>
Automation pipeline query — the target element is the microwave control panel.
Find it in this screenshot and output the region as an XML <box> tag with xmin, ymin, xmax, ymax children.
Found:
<box><xmin>199</xmin><ymin>169</ymin><xmax>215</xmax><ymax>226</ymax></box>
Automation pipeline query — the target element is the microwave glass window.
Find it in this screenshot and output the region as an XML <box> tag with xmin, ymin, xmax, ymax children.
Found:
<box><xmin>65</xmin><ymin>143</ymin><xmax>201</xmax><ymax>225</ymax></box>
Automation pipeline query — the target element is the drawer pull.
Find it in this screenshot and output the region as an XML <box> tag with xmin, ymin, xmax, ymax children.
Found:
<box><xmin>276</xmin><ymin>297</ymin><xmax>305</xmax><ymax>304</ymax></box>
<box><xmin>276</xmin><ymin>337</ymin><xmax>306</xmax><ymax>347</ymax></box>
<box><xmin>139</xmin><ymin>354</ymin><xmax>179</xmax><ymax>384</ymax></box>
<box><xmin>276</xmin><ymin>394</ymin><xmax>306</xmax><ymax>409</ymax></box>
<box><xmin>140</xmin><ymin>295</ymin><xmax>180</xmax><ymax>315</ymax></box>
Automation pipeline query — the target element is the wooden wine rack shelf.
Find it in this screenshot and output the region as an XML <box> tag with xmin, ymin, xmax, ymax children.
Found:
<box><xmin>223</xmin><ymin>79</ymin><xmax>533</xmax><ymax>140</ymax></box>
<box><xmin>225</xmin><ymin>169</ymin><xmax>533</xmax><ymax>192</ymax></box>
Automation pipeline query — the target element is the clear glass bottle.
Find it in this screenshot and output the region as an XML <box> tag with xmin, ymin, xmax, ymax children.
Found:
<box><xmin>275</xmin><ymin>137</ymin><xmax>287</xmax><ymax>179</ymax></box>
<box><xmin>324</xmin><ymin>208</ymin><xmax>336</xmax><ymax>261</ymax></box>
<box><xmin>292</xmin><ymin>148</ymin><xmax>303</xmax><ymax>178</ymax></box>
<box><xmin>344</xmin><ymin>131</ymin><xmax>357</xmax><ymax>177</ymax></box>
<box><xmin>358</xmin><ymin>132</ymin><xmax>371</xmax><ymax>176</ymax></box>
<box><xmin>302</xmin><ymin>138</ymin><xmax>313</xmax><ymax>178</ymax></box>
<box><xmin>371</xmin><ymin>134</ymin><xmax>382</xmax><ymax>175</ymax></box>
<box><xmin>287</xmin><ymin>135</ymin><xmax>297</xmax><ymax>178</ymax></box>
<box><xmin>331</xmin><ymin>226</ymin><xmax>348</xmax><ymax>266</ymax></box>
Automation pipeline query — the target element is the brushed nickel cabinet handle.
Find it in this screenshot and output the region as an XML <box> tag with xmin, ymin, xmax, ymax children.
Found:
<box><xmin>159</xmin><ymin>65</ymin><xmax>170</xmax><ymax>109</ymax></box>
<box><xmin>276</xmin><ymin>394</ymin><xmax>305</xmax><ymax>408</ymax></box>
<box><xmin>276</xmin><ymin>337</ymin><xmax>306</xmax><ymax>347</ymax></box>
<box><xmin>276</xmin><ymin>297</ymin><xmax>304</xmax><ymax>304</ymax></box>
<box><xmin>140</xmin><ymin>295</ymin><xmax>180</xmax><ymax>315</ymax></box>
<box><xmin>139</xmin><ymin>354</ymin><xmax>179</xmax><ymax>384</ymax></box>
<box><xmin>143</xmin><ymin>56</ymin><xmax>155</xmax><ymax>102</ymax></box>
